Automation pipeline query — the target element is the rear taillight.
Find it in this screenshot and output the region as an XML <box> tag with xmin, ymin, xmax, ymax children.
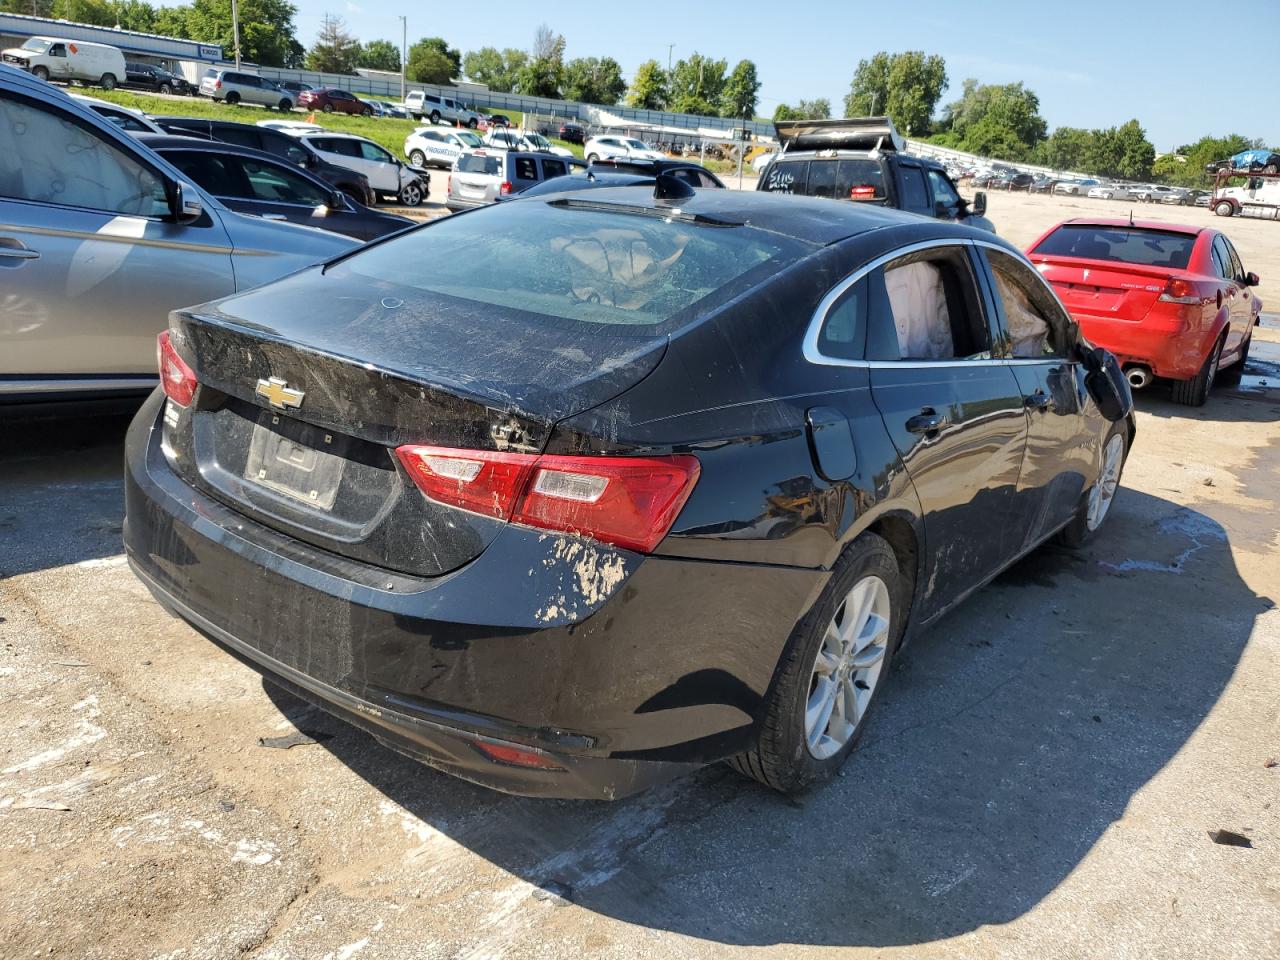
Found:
<box><xmin>446</xmin><ymin>174</ymin><xmax>451</xmax><ymax>194</ymax></box>
<box><xmin>214</xmin><ymin>79</ymin><xmax>221</xmax><ymax>90</ymax></box>
<box><xmin>394</xmin><ymin>445</ymin><xmax>700</xmax><ymax>553</ymax></box>
<box><xmin>1159</xmin><ymin>277</ymin><xmax>1200</xmax><ymax>304</ymax></box>
<box><xmin>156</xmin><ymin>330</ymin><xmax>197</xmax><ymax>407</ymax></box>
<box><xmin>849</xmin><ymin>185</ymin><xmax>877</xmax><ymax>201</ymax></box>
<box><xmin>499</xmin><ymin>180</ymin><xmax>512</xmax><ymax>196</ymax></box>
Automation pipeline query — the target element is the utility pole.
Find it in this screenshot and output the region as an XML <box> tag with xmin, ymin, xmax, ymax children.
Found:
<box><xmin>399</xmin><ymin>15</ymin><xmax>407</xmax><ymax>102</ymax></box>
<box><xmin>667</xmin><ymin>44</ymin><xmax>674</xmax><ymax>73</ymax></box>
<box><xmin>230</xmin><ymin>0</ymin><xmax>241</xmax><ymax>68</ymax></box>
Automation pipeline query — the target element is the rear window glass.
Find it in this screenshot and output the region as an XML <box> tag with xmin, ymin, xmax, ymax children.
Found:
<box><xmin>337</xmin><ymin>201</ymin><xmax>813</xmax><ymax>328</ymax></box>
<box><xmin>1032</xmin><ymin>225</ymin><xmax>1196</xmax><ymax>270</ymax></box>
<box><xmin>762</xmin><ymin>158</ymin><xmax>886</xmax><ymax>200</ymax></box>
<box><xmin>762</xmin><ymin>160</ymin><xmax>808</xmax><ymax>194</ymax></box>
<box><xmin>458</xmin><ymin>154</ymin><xmax>501</xmax><ymax>175</ymax></box>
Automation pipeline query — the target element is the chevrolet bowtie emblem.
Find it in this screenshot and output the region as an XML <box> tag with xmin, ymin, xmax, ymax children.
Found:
<box><xmin>255</xmin><ymin>376</ymin><xmax>305</xmax><ymax>410</ymax></box>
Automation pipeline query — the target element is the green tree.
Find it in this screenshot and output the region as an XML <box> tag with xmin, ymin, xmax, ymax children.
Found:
<box><xmin>720</xmin><ymin>58</ymin><xmax>760</xmax><ymax>119</ymax></box>
<box><xmin>410</xmin><ymin>37</ymin><xmax>460</xmax><ymax>80</ymax></box>
<box><xmin>668</xmin><ymin>52</ymin><xmax>727</xmax><ymax>116</ymax></box>
<box><xmin>844</xmin><ymin>51</ymin><xmax>947</xmax><ymax>136</ymax></box>
<box><xmin>463</xmin><ymin>46</ymin><xmax>526</xmax><ymax>92</ymax></box>
<box><xmin>305</xmin><ymin>14</ymin><xmax>360</xmax><ymax>74</ymax></box>
<box><xmin>1166</xmin><ymin>134</ymin><xmax>1254</xmax><ymax>186</ymax></box>
<box><xmin>357</xmin><ymin>39</ymin><xmax>401</xmax><ymax>73</ymax></box>
<box><xmin>562</xmin><ymin>56</ymin><xmax>625</xmax><ymax>104</ymax></box>
<box><xmin>407</xmin><ymin>40</ymin><xmax>454</xmax><ymax>85</ymax></box>
<box><xmin>626</xmin><ymin>59</ymin><xmax>667</xmax><ymax>110</ymax></box>
<box><xmin>941</xmin><ymin>79</ymin><xmax>1046</xmax><ymax>158</ymax></box>
<box><xmin>1150</xmin><ymin>153</ymin><xmax>1188</xmax><ymax>183</ymax></box>
<box><xmin>151</xmin><ymin>4</ymin><xmax>193</xmax><ymax>38</ymax></box>
<box><xmin>774</xmin><ymin>97</ymin><xmax>830</xmax><ymax>121</ymax></box>
<box><xmin>514</xmin><ymin>25</ymin><xmax>564</xmax><ymax>98</ymax></box>
<box><xmin>1112</xmin><ymin>119</ymin><xmax>1155</xmax><ymax>180</ymax></box>
<box><xmin>1035</xmin><ymin>126</ymin><xmax>1092</xmax><ymax>171</ymax></box>
<box><xmin>183</xmin><ymin>0</ymin><xmax>303</xmax><ymax>68</ymax></box>
<box><xmin>50</xmin><ymin>0</ymin><xmax>115</xmax><ymax>24</ymax></box>
<box><xmin>111</xmin><ymin>0</ymin><xmax>158</xmax><ymax>30</ymax></box>
<box><xmin>0</xmin><ymin>0</ymin><xmax>54</xmax><ymax>16</ymax></box>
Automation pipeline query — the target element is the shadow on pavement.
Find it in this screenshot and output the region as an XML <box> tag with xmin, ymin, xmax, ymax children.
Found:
<box><xmin>263</xmin><ymin>486</ymin><xmax>1268</xmax><ymax>948</ymax></box>
<box><xmin>0</xmin><ymin>408</ymin><xmax>136</xmax><ymax>578</ymax></box>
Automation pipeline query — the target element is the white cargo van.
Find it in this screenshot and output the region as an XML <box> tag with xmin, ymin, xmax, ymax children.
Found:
<box><xmin>1</xmin><ymin>36</ymin><xmax>126</xmax><ymax>90</ymax></box>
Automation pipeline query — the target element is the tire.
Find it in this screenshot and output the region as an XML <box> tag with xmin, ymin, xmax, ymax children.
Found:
<box><xmin>322</xmin><ymin>103</ymin><xmax>334</xmax><ymax>113</ymax></box>
<box><xmin>467</xmin><ymin>118</ymin><xmax>478</xmax><ymax>129</ymax></box>
<box><xmin>1171</xmin><ymin>334</ymin><xmax>1224</xmax><ymax>407</ymax></box>
<box><xmin>280</xmin><ymin>99</ymin><xmax>293</xmax><ymax>112</ymax></box>
<box><xmin>429</xmin><ymin>110</ymin><xmax>441</xmax><ymax>124</ymax></box>
<box><xmin>225</xmin><ymin>91</ymin><xmax>240</xmax><ymax>105</ymax></box>
<box><xmin>1214</xmin><ymin>200</ymin><xmax>1234</xmax><ymax>217</ymax></box>
<box><xmin>362</xmin><ymin>107</ymin><xmax>373</xmax><ymax>117</ymax></box>
<box><xmin>727</xmin><ymin>532</ymin><xmax>906</xmax><ymax>794</ymax></box>
<box><xmin>99</xmin><ymin>73</ymin><xmax>116</xmax><ymax>91</ymax></box>
<box><xmin>158</xmin><ymin>82</ymin><xmax>172</xmax><ymax>95</ymax></box>
<box><xmin>1216</xmin><ymin>334</ymin><xmax>1251</xmax><ymax>384</ymax></box>
<box><xmin>409</xmin><ymin>150</ymin><xmax>427</xmax><ymax>167</ymax></box>
<box><xmin>1058</xmin><ymin>422</ymin><xmax>1129</xmax><ymax>548</ymax></box>
<box><xmin>398</xmin><ymin>182</ymin><xmax>423</xmax><ymax>207</ymax></box>
<box><xmin>1264</xmin><ymin>164</ymin><xmax>1279</xmax><ymax>175</ymax></box>
<box><xmin>32</xmin><ymin>65</ymin><xmax>49</xmax><ymax>81</ymax></box>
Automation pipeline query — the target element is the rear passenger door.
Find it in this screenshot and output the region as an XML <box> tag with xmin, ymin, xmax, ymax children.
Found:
<box><xmin>978</xmin><ymin>246</ymin><xmax>1095</xmax><ymax>549</ymax></box>
<box><xmin>1214</xmin><ymin>234</ymin><xmax>1251</xmax><ymax>359</ymax></box>
<box><xmin>863</xmin><ymin>242</ymin><xmax>1029</xmax><ymax>617</ymax></box>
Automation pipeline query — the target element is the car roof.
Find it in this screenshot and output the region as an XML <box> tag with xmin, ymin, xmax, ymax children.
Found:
<box><xmin>519</xmin><ymin>185</ymin><xmax>982</xmax><ymax>246</ymax></box>
<box><xmin>1062</xmin><ymin>218</ymin><xmax>1204</xmax><ymax>235</ymax></box>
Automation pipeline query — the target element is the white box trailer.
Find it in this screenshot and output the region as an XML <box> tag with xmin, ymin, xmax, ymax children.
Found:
<box><xmin>1</xmin><ymin>36</ymin><xmax>127</xmax><ymax>90</ymax></box>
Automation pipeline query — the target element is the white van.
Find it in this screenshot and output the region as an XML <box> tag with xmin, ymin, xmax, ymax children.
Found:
<box><xmin>2</xmin><ymin>36</ymin><xmax>126</xmax><ymax>90</ymax></box>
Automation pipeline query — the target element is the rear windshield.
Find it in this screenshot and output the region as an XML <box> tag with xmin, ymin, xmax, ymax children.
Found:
<box><xmin>761</xmin><ymin>158</ymin><xmax>886</xmax><ymax>200</ymax></box>
<box><xmin>1032</xmin><ymin>225</ymin><xmax>1196</xmax><ymax>269</ymax></box>
<box><xmin>458</xmin><ymin>154</ymin><xmax>501</xmax><ymax>175</ymax></box>
<box><xmin>336</xmin><ymin>201</ymin><xmax>813</xmax><ymax>328</ymax></box>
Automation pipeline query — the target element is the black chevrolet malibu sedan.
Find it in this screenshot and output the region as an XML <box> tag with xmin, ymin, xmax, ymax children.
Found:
<box><xmin>124</xmin><ymin>183</ymin><xmax>1134</xmax><ymax>799</ymax></box>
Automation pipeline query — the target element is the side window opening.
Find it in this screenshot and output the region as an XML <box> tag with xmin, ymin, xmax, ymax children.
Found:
<box><xmin>514</xmin><ymin>156</ymin><xmax>538</xmax><ymax>181</ymax></box>
<box><xmin>986</xmin><ymin>249</ymin><xmax>1072</xmax><ymax>358</ymax></box>
<box><xmin>875</xmin><ymin>248</ymin><xmax>988</xmax><ymax>361</ymax></box>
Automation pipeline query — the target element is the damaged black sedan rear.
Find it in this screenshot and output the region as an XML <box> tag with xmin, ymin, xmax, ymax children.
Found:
<box><xmin>125</xmin><ymin>181</ymin><xmax>1133</xmax><ymax>799</ymax></box>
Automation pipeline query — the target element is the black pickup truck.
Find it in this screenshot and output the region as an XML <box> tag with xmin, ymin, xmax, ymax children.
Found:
<box><xmin>757</xmin><ymin>117</ymin><xmax>995</xmax><ymax>232</ymax></box>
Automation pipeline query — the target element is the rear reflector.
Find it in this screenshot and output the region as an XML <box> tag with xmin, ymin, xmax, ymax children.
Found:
<box><xmin>394</xmin><ymin>445</ymin><xmax>700</xmax><ymax>553</ymax></box>
<box><xmin>1158</xmin><ymin>277</ymin><xmax>1200</xmax><ymax>304</ymax></box>
<box><xmin>156</xmin><ymin>330</ymin><xmax>197</xmax><ymax>407</ymax></box>
<box><xmin>472</xmin><ymin>740</ymin><xmax>565</xmax><ymax>770</ymax></box>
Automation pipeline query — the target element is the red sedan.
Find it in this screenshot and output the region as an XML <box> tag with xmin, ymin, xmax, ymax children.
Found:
<box><xmin>1027</xmin><ymin>219</ymin><xmax>1262</xmax><ymax>406</ymax></box>
<box><xmin>297</xmin><ymin>87</ymin><xmax>372</xmax><ymax>116</ymax></box>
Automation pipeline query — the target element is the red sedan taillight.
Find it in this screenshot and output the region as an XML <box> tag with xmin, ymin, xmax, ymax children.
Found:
<box><xmin>156</xmin><ymin>330</ymin><xmax>197</xmax><ymax>407</ymax></box>
<box><xmin>394</xmin><ymin>445</ymin><xmax>700</xmax><ymax>553</ymax></box>
<box><xmin>1158</xmin><ymin>277</ymin><xmax>1200</xmax><ymax>304</ymax></box>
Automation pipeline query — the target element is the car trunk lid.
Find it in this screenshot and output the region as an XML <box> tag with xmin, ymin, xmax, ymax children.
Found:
<box><xmin>165</xmin><ymin>269</ymin><xmax>667</xmax><ymax>577</ymax></box>
<box><xmin>1032</xmin><ymin>255</ymin><xmax>1171</xmax><ymax>321</ymax></box>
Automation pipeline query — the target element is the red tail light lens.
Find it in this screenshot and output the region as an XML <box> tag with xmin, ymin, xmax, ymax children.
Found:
<box><xmin>214</xmin><ymin>79</ymin><xmax>221</xmax><ymax>90</ymax></box>
<box><xmin>1159</xmin><ymin>277</ymin><xmax>1200</xmax><ymax>304</ymax></box>
<box><xmin>394</xmin><ymin>445</ymin><xmax>700</xmax><ymax>553</ymax></box>
<box><xmin>472</xmin><ymin>740</ymin><xmax>564</xmax><ymax>770</ymax></box>
<box><xmin>849</xmin><ymin>185</ymin><xmax>877</xmax><ymax>201</ymax></box>
<box><xmin>156</xmin><ymin>330</ymin><xmax>197</xmax><ymax>407</ymax></box>
<box><xmin>499</xmin><ymin>180</ymin><xmax>512</xmax><ymax>196</ymax></box>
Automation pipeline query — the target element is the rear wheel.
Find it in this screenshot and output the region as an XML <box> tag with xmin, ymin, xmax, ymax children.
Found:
<box><xmin>225</xmin><ymin>91</ymin><xmax>240</xmax><ymax>105</ymax></box>
<box><xmin>158</xmin><ymin>82</ymin><xmax>172</xmax><ymax>95</ymax></box>
<box><xmin>1171</xmin><ymin>334</ymin><xmax>1224</xmax><ymax>407</ymax></box>
<box><xmin>32</xmin><ymin>65</ymin><xmax>49</xmax><ymax>81</ymax></box>
<box><xmin>279</xmin><ymin>99</ymin><xmax>293</xmax><ymax>112</ymax></box>
<box><xmin>468</xmin><ymin>118</ymin><xmax>478</xmax><ymax>129</ymax></box>
<box><xmin>1264</xmin><ymin>163</ymin><xmax>1279</xmax><ymax>175</ymax></box>
<box><xmin>728</xmin><ymin>532</ymin><xmax>905</xmax><ymax>794</ymax></box>
<box><xmin>99</xmin><ymin>73</ymin><xmax>116</xmax><ymax>90</ymax></box>
<box><xmin>1214</xmin><ymin>200</ymin><xmax>1234</xmax><ymax>217</ymax></box>
<box><xmin>429</xmin><ymin>110</ymin><xmax>441</xmax><ymax>124</ymax></box>
<box><xmin>1058</xmin><ymin>425</ymin><xmax>1128</xmax><ymax>547</ymax></box>
<box><xmin>409</xmin><ymin>149</ymin><xmax>427</xmax><ymax>167</ymax></box>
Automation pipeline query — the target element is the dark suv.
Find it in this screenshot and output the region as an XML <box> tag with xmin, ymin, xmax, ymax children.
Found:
<box><xmin>124</xmin><ymin>61</ymin><xmax>190</xmax><ymax>95</ymax></box>
<box><xmin>759</xmin><ymin>117</ymin><xmax>994</xmax><ymax>232</ymax></box>
<box><xmin>153</xmin><ymin>117</ymin><xmax>376</xmax><ymax>206</ymax></box>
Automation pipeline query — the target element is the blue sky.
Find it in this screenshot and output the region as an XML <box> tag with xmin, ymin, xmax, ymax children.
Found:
<box><xmin>294</xmin><ymin>0</ymin><xmax>1279</xmax><ymax>150</ymax></box>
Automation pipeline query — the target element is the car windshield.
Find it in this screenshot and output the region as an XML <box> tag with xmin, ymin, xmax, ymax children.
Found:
<box><xmin>336</xmin><ymin>201</ymin><xmax>812</xmax><ymax>328</ymax></box>
<box><xmin>624</xmin><ymin>139</ymin><xmax>649</xmax><ymax>150</ymax></box>
<box><xmin>457</xmin><ymin>154</ymin><xmax>501</xmax><ymax>175</ymax></box>
<box><xmin>526</xmin><ymin>133</ymin><xmax>552</xmax><ymax>149</ymax></box>
<box><xmin>1032</xmin><ymin>225</ymin><xmax>1197</xmax><ymax>270</ymax></box>
<box><xmin>456</xmin><ymin>131</ymin><xmax>482</xmax><ymax>147</ymax></box>
<box><xmin>21</xmin><ymin>38</ymin><xmax>52</xmax><ymax>53</ymax></box>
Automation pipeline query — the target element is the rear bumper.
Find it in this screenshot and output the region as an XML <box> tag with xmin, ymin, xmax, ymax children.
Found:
<box><xmin>123</xmin><ymin>392</ymin><xmax>825</xmax><ymax>798</ymax></box>
<box><xmin>1075</xmin><ymin>309</ymin><xmax>1214</xmax><ymax>380</ymax></box>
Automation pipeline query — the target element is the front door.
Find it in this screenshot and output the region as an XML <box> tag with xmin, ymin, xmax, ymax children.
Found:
<box><xmin>979</xmin><ymin>245</ymin><xmax>1095</xmax><ymax>550</ymax></box>
<box><xmin>863</xmin><ymin>242</ymin><xmax>1029</xmax><ymax>619</ymax></box>
<box><xmin>0</xmin><ymin>89</ymin><xmax>235</xmax><ymax>387</ymax></box>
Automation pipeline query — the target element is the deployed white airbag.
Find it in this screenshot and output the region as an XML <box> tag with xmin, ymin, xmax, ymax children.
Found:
<box><xmin>885</xmin><ymin>261</ymin><xmax>953</xmax><ymax>360</ymax></box>
<box><xmin>995</xmin><ymin>270</ymin><xmax>1051</xmax><ymax>357</ymax></box>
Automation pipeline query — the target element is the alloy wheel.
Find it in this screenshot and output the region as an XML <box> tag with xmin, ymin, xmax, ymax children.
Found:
<box><xmin>805</xmin><ymin>575</ymin><xmax>891</xmax><ymax>759</ymax></box>
<box><xmin>1086</xmin><ymin>434</ymin><xmax>1125</xmax><ymax>531</ymax></box>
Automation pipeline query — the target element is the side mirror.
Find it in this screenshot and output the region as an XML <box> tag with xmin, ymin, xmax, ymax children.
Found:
<box><xmin>1245</xmin><ymin>271</ymin><xmax>1260</xmax><ymax>286</ymax></box>
<box><xmin>330</xmin><ymin>189</ymin><xmax>348</xmax><ymax>210</ymax></box>
<box><xmin>971</xmin><ymin>191</ymin><xmax>987</xmax><ymax>217</ymax></box>
<box><xmin>1079</xmin><ymin>346</ymin><xmax>1132</xmax><ymax>422</ymax></box>
<box><xmin>169</xmin><ymin>182</ymin><xmax>203</xmax><ymax>224</ymax></box>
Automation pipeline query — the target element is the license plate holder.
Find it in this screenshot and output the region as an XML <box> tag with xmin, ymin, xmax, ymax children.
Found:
<box><xmin>244</xmin><ymin>413</ymin><xmax>346</xmax><ymax>511</ymax></box>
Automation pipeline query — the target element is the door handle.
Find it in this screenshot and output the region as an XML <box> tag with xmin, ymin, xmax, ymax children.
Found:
<box><xmin>905</xmin><ymin>408</ymin><xmax>948</xmax><ymax>435</ymax></box>
<box><xmin>260</xmin><ymin>214</ymin><xmax>288</xmax><ymax>221</ymax></box>
<box><xmin>1025</xmin><ymin>391</ymin><xmax>1052</xmax><ymax>411</ymax></box>
<box><xmin>0</xmin><ymin>239</ymin><xmax>39</xmax><ymax>261</ymax></box>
